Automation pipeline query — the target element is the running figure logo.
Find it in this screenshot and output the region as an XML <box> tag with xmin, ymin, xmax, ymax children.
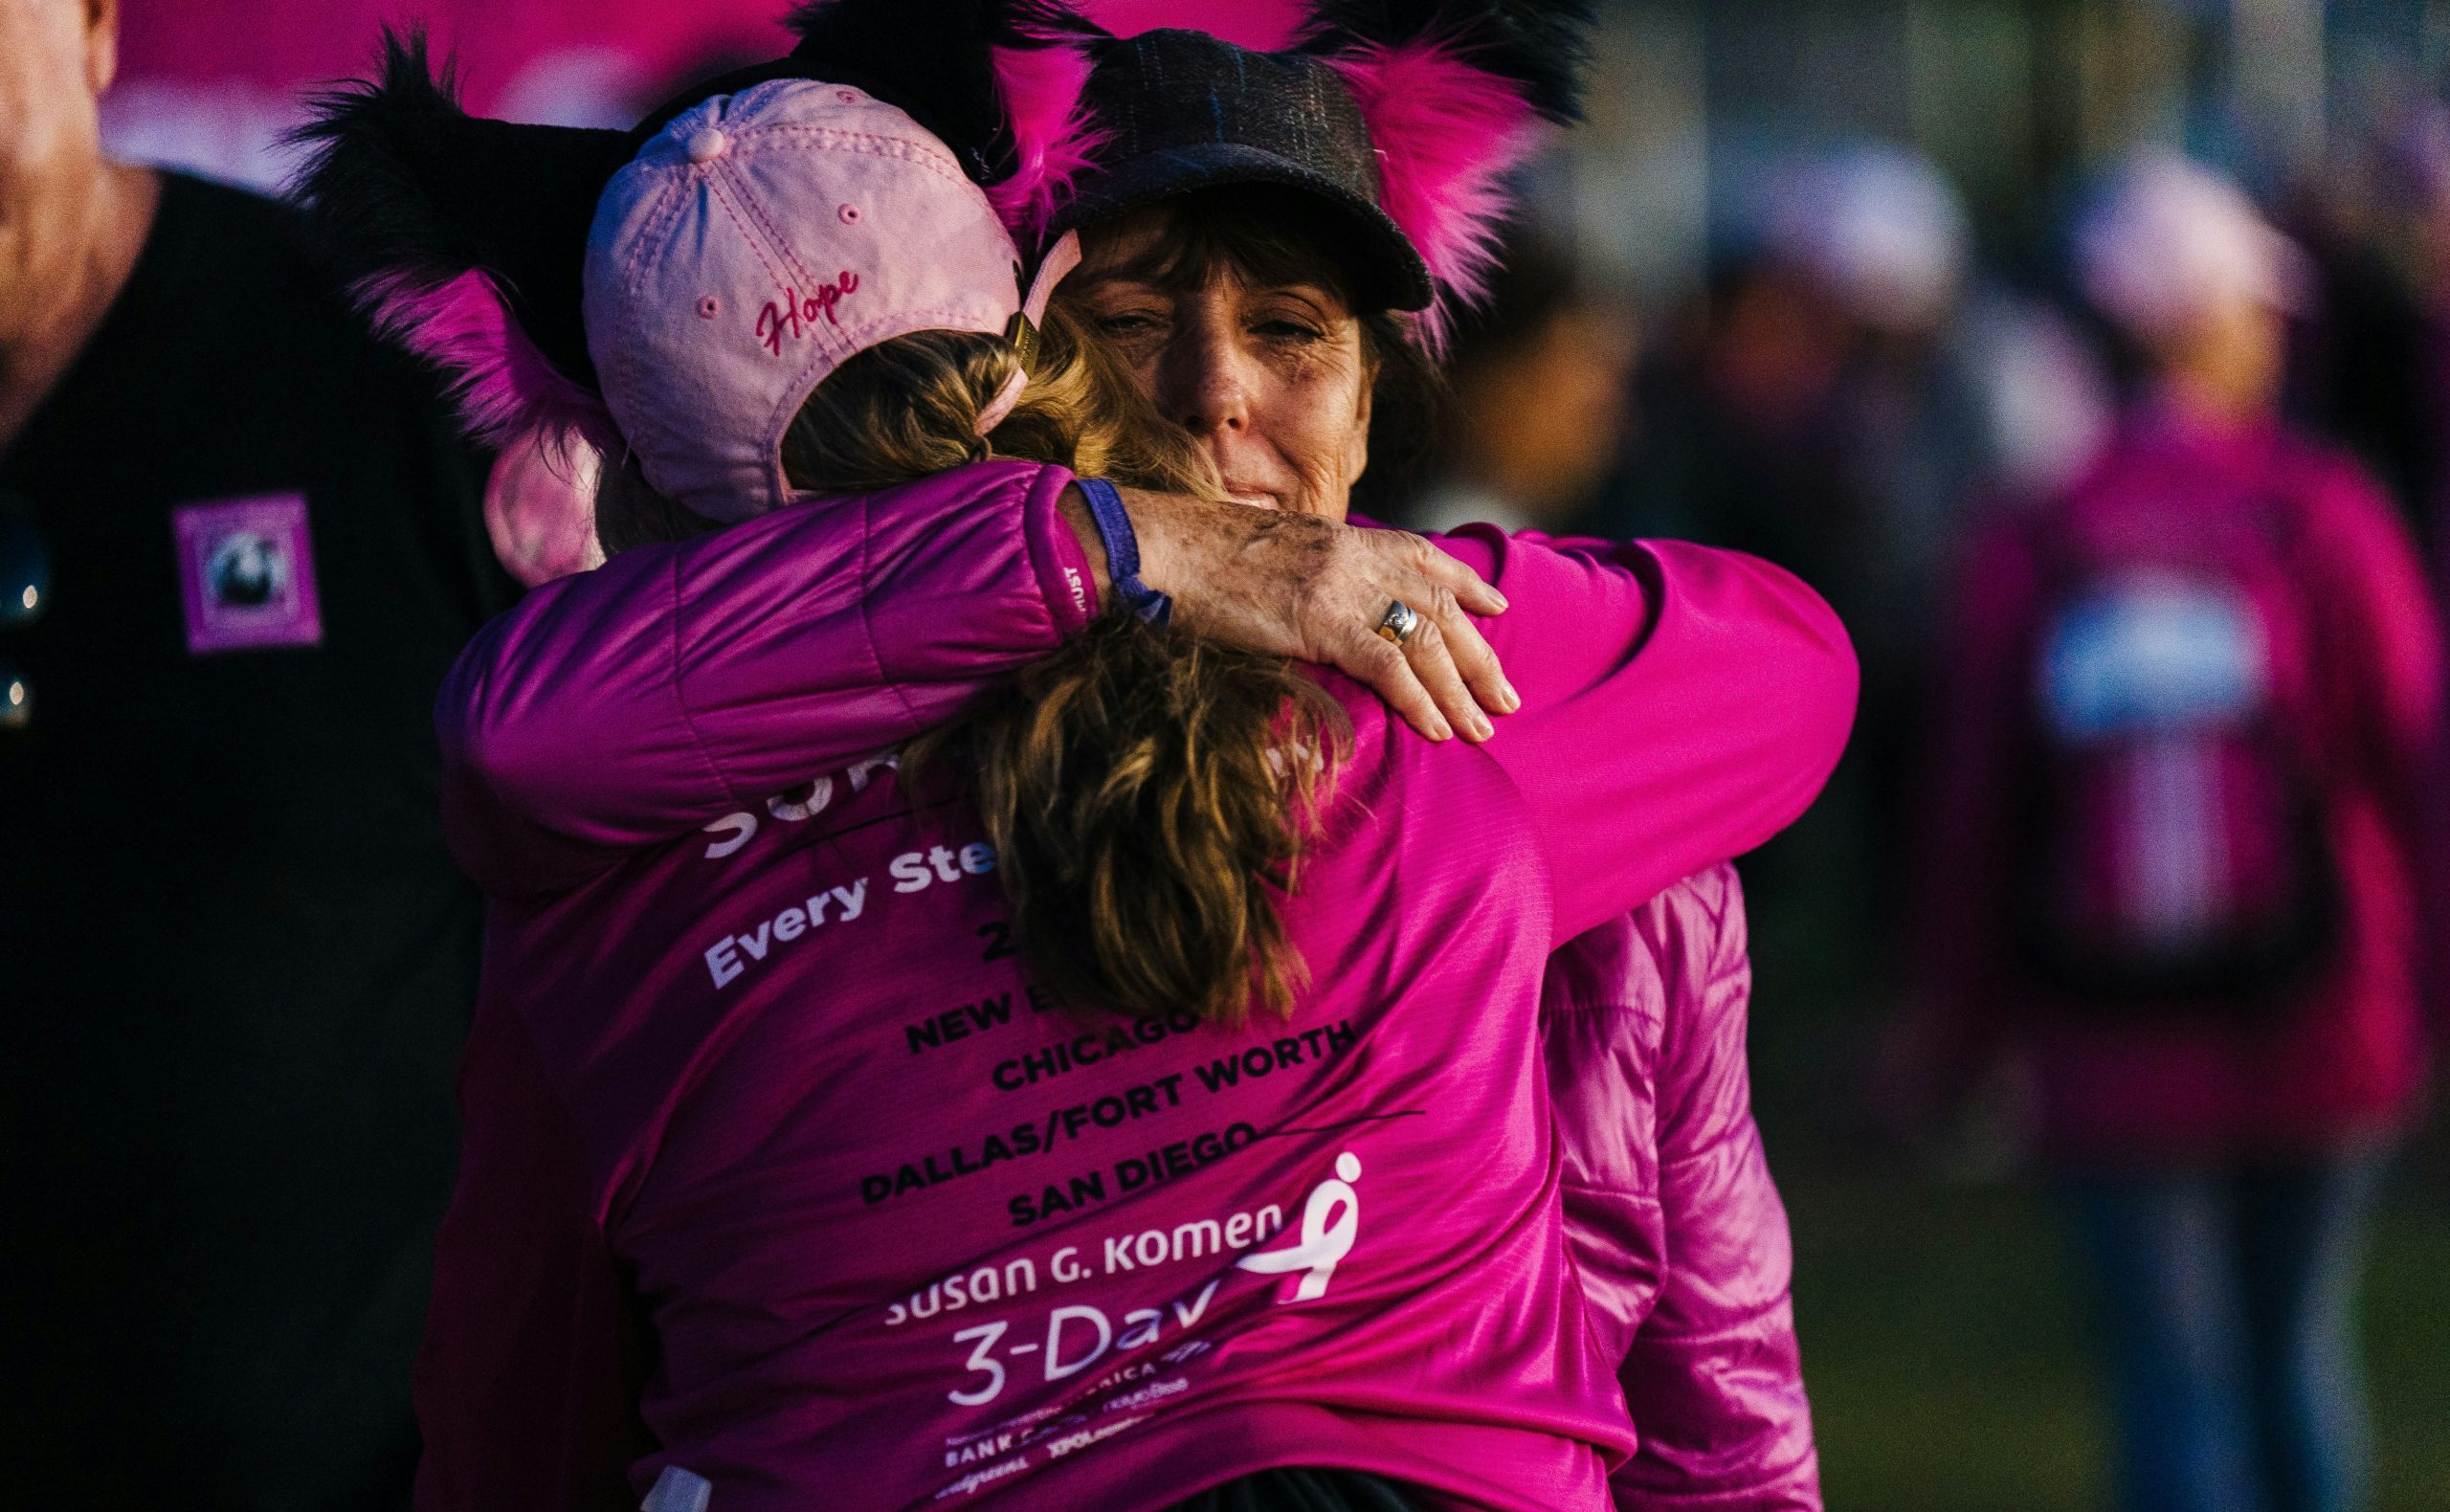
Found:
<box><xmin>1236</xmin><ymin>1151</ymin><xmax>1361</xmax><ymax>1302</ymax></box>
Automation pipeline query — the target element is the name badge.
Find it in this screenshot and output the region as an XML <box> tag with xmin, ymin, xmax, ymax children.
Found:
<box><xmin>173</xmin><ymin>493</ymin><xmax>323</xmax><ymax>654</ymax></box>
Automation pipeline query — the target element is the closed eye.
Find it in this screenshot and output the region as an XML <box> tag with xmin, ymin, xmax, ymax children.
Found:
<box><xmin>1094</xmin><ymin>312</ymin><xmax>1167</xmax><ymax>340</ymax></box>
<box><xmin>1251</xmin><ymin>319</ymin><xmax>1324</xmax><ymax>342</ymax></box>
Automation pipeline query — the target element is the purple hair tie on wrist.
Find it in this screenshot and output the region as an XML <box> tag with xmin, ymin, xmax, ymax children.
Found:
<box><xmin>1074</xmin><ymin>478</ymin><xmax>1171</xmax><ymax>627</ymax></box>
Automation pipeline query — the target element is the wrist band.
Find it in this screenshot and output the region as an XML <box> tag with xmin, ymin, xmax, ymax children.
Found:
<box><xmin>1075</xmin><ymin>478</ymin><xmax>1172</xmax><ymax>627</ymax></box>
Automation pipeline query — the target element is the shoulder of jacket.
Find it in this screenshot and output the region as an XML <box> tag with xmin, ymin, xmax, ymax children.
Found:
<box><xmin>1638</xmin><ymin>863</ymin><xmax>1747</xmax><ymax>971</ymax></box>
<box><xmin>902</xmin><ymin>456</ymin><xmax>1051</xmax><ymax>500</ymax></box>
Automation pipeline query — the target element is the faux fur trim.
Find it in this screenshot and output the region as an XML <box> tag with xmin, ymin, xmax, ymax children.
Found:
<box><xmin>356</xmin><ymin>268</ymin><xmax>615</xmax><ymax>451</ymax></box>
<box><xmin>293</xmin><ymin>28</ymin><xmax>631</xmax><ymax>417</ymax></box>
<box><xmin>1298</xmin><ymin>0</ymin><xmax>1592</xmax><ymax>347</ymax></box>
<box><xmin>1328</xmin><ymin>39</ymin><xmax>1539</xmax><ymax>350</ymax></box>
<box><xmin>987</xmin><ymin>38</ymin><xmax>1107</xmax><ymax>236</ymax></box>
<box><xmin>1297</xmin><ymin>0</ymin><xmax>1592</xmax><ymax>123</ymax></box>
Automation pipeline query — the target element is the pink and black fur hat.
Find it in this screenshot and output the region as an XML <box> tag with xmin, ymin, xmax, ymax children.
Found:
<box><xmin>293</xmin><ymin>0</ymin><xmax>1589</xmax><ymax>456</ymax></box>
<box><xmin>999</xmin><ymin>0</ymin><xmax>1594</xmax><ymax>350</ymax></box>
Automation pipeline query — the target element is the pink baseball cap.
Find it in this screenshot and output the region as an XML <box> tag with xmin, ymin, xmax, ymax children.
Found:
<box><xmin>582</xmin><ymin>78</ymin><xmax>1079</xmax><ymax>523</ymax></box>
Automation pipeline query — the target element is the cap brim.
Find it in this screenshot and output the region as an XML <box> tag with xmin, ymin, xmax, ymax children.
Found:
<box><xmin>1053</xmin><ymin>143</ymin><xmax>1435</xmax><ymax>314</ymax></box>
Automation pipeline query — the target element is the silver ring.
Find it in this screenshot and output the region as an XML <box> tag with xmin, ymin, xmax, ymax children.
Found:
<box><xmin>1375</xmin><ymin>599</ymin><xmax>1420</xmax><ymax>646</ymax></box>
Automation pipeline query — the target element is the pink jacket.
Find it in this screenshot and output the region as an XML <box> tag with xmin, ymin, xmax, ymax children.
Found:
<box><xmin>1911</xmin><ymin>407</ymin><xmax>2442</xmax><ymax>1160</ymax></box>
<box><xmin>424</xmin><ymin>461</ymin><xmax>1853</xmax><ymax>1510</ymax></box>
<box><xmin>1544</xmin><ymin>868</ymin><xmax>1820</xmax><ymax>1509</ymax></box>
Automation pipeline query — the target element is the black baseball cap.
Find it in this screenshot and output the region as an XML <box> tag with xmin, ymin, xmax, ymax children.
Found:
<box><xmin>1050</xmin><ymin>29</ymin><xmax>1437</xmax><ymax>313</ymax></box>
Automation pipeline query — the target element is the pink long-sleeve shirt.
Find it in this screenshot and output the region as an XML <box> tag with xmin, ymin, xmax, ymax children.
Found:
<box><xmin>424</xmin><ymin>461</ymin><xmax>1854</xmax><ymax>1510</ymax></box>
<box><xmin>1910</xmin><ymin>407</ymin><xmax>2442</xmax><ymax>1159</ymax></box>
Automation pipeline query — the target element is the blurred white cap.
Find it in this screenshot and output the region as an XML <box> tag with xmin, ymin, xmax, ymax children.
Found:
<box><xmin>1765</xmin><ymin>145</ymin><xmax>1969</xmax><ymax>333</ymax></box>
<box><xmin>2072</xmin><ymin>153</ymin><xmax>2312</xmax><ymax>345</ymax></box>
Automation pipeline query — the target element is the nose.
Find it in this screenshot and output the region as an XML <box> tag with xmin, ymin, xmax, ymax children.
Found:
<box><xmin>1152</xmin><ymin>303</ymin><xmax>1252</xmax><ymax>439</ymax></box>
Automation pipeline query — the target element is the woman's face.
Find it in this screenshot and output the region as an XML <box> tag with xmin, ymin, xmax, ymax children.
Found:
<box><xmin>2158</xmin><ymin>293</ymin><xmax>2287</xmax><ymax>422</ymax></box>
<box><xmin>1066</xmin><ymin>207</ymin><xmax>1374</xmax><ymax>522</ymax></box>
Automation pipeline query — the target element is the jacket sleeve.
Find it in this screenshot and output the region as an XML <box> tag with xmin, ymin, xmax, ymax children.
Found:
<box><xmin>1542</xmin><ymin>911</ymin><xmax>1669</xmax><ymax>1374</ymax></box>
<box><xmin>439</xmin><ymin>459</ymin><xmax>1097</xmax><ymax>896</ymax></box>
<box><xmin>1611</xmin><ymin>867</ymin><xmax>1821</xmax><ymax>1511</ymax></box>
<box><xmin>2308</xmin><ymin>458</ymin><xmax>2441</xmax><ymax>813</ymax></box>
<box><xmin>1435</xmin><ymin>528</ymin><xmax>1860</xmax><ymax>942</ymax></box>
<box><xmin>2301</xmin><ymin>456</ymin><xmax>2447</xmax><ymax>1029</ymax></box>
<box><xmin>414</xmin><ymin>1008</ymin><xmax>645</xmax><ymax>1512</ymax></box>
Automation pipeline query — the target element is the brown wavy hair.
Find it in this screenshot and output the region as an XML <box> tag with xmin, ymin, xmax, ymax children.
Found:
<box><xmin>593</xmin><ymin>302</ymin><xmax>1348</xmax><ymax>1026</ymax></box>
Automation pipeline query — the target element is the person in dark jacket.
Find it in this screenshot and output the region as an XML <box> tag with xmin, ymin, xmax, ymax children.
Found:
<box><xmin>0</xmin><ymin>0</ymin><xmax>517</xmax><ymax>1502</ymax></box>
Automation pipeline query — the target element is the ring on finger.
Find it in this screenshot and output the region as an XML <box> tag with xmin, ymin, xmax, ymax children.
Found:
<box><xmin>1375</xmin><ymin>599</ymin><xmax>1420</xmax><ymax>646</ymax></box>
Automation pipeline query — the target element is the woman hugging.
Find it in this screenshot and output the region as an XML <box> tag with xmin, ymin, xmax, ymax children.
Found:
<box><xmin>301</xmin><ymin>3</ymin><xmax>1857</xmax><ymax>1510</ymax></box>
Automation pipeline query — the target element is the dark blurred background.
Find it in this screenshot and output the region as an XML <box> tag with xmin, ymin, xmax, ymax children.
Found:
<box><xmin>97</xmin><ymin>2</ymin><xmax>2450</xmax><ymax>1507</ymax></box>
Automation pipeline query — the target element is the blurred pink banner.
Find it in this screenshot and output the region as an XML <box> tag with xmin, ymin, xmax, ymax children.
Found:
<box><xmin>106</xmin><ymin>0</ymin><xmax>790</xmax><ymax>187</ymax></box>
<box><xmin>104</xmin><ymin>0</ymin><xmax>1305</xmax><ymax>187</ymax></box>
<box><xmin>117</xmin><ymin>0</ymin><xmax>789</xmax><ymax>114</ymax></box>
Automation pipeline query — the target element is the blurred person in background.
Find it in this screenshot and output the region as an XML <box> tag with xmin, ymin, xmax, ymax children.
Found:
<box><xmin>1753</xmin><ymin>144</ymin><xmax>1982</xmax><ymax>620</ymax></box>
<box><xmin>1612</xmin><ymin>145</ymin><xmax>1976</xmax><ymax>644</ymax></box>
<box><xmin>1888</xmin><ymin>154</ymin><xmax>2441</xmax><ymax>1512</ymax></box>
<box><xmin>1402</xmin><ymin>234</ymin><xmax>1636</xmax><ymax>538</ymax></box>
<box><xmin>0</xmin><ymin>0</ymin><xmax>520</xmax><ymax>1502</ymax></box>
<box><xmin>1609</xmin><ymin>144</ymin><xmax>1980</xmax><ymax>1009</ymax></box>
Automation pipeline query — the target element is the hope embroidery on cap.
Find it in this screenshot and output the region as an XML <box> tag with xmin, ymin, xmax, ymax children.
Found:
<box><xmin>756</xmin><ymin>273</ymin><xmax>861</xmax><ymax>355</ymax></box>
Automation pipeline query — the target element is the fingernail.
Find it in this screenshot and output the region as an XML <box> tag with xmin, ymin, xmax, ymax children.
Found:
<box><xmin>1473</xmin><ymin>715</ymin><xmax>1495</xmax><ymax>741</ymax></box>
<box><xmin>1490</xmin><ymin>589</ymin><xmax>1511</xmax><ymax>611</ymax></box>
<box><xmin>1501</xmin><ymin>680</ymin><xmax>1522</xmax><ymax>712</ymax></box>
